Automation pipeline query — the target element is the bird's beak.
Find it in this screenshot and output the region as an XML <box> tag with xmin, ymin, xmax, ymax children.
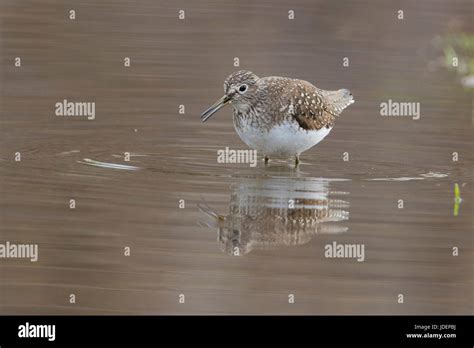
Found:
<box><xmin>201</xmin><ymin>95</ymin><xmax>231</xmax><ymax>122</ymax></box>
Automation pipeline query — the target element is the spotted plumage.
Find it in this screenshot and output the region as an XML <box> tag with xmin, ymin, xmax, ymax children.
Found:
<box><xmin>201</xmin><ymin>70</ymin><xmax>354</xmax><ymax>166</ymax></box>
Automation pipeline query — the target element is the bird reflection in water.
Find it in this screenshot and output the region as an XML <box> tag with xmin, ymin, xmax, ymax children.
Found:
<box><xmin>199</xmin><ymin>172</ymin><xmax>350</xmax><ymax>256</ymax></box>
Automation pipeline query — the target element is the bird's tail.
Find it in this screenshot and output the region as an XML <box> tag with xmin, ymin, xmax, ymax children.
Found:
<box><xmin>322</xmin><ymin>88</ymin><xmax>354</xmax><ymax>115</ymax></box>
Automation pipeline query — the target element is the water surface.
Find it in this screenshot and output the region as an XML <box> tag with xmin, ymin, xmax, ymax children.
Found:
<box><xmin>0</xmin><ymin>0</ymin><xmax>472</xmax><ymax>314</ymax></box>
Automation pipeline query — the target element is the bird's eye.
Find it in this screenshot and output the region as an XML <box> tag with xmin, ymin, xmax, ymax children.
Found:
<box><xmin>238</xmin><ymin>84</ymin><xmax>248</xmax><ymax>93</ymax></box>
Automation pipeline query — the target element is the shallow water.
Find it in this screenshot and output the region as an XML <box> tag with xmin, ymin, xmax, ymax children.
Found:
<box><xmin>0</xmin><ymin>0</ymin><xmax>472</xmax><ymax>314</ymax></box>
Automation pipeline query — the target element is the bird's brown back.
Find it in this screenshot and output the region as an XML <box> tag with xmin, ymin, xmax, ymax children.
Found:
<box><xmin>255</xmin><ymin>77</ymin><xmax>354</xmax><ymax>131</ymax></box>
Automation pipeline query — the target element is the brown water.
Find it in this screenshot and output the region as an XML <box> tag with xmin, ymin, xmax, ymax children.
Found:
<box><xmin>0</xmin><ymin>0</ymin><xmax>472</xmax><ymax>314</ymax></box>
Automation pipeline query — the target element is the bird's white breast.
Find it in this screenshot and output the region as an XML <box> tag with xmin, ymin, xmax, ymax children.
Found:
<box><xmin>234</xmin><ymin>118</ymin><xmax>332</xmax><ymax>157</ymax></box>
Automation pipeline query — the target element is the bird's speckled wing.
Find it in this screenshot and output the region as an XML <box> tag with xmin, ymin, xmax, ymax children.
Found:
<box><xmin>282</xmin><ymin>79</ymin><xmax>354</xmax><ymax>131</ymax></box>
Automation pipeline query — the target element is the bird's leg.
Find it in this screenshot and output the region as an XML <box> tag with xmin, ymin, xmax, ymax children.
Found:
<box><xmin>294</xmin><ymin>155</ymin><xmax>300</xmax><ymax>168</ymax></box>
<box><xmin>264</xmin><ymin>156</ymin><xmax>269</xmax><ymax>165</ymax></box>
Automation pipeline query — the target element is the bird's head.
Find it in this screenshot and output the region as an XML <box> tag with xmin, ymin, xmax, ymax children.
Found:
<box><xmin>201</xmin><ymin>70</ymin><xmax>260</xmax><ymax>122</ymax></box>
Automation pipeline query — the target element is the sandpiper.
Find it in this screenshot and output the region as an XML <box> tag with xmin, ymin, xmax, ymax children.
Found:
<box><xmin>201</xmin><ymin>70</ymin><xmax>354</xmax><ymax>166</ymax></box>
